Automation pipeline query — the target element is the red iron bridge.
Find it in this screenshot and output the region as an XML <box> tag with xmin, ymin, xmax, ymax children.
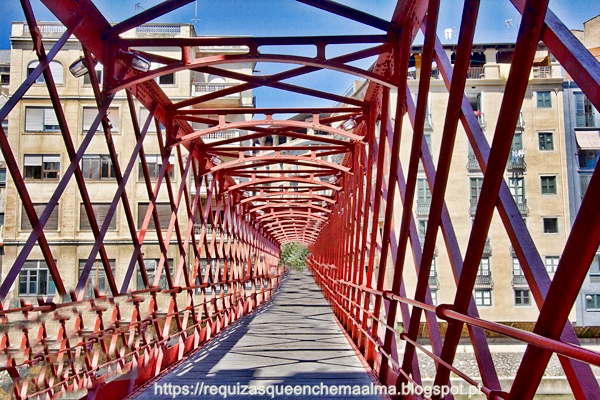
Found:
<box><xmin>0</xmin><ymin>0</ymin><xmax>599</xmax><ymax>399</ymax></box>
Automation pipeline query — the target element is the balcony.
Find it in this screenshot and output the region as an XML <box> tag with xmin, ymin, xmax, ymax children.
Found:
<box><xmin>532</xmin><ymin>66</ymin><xmax>552</xmax><ymax>78</ymax></box>
<box><xmin>474</xmin><ymin>111</ymin><xmax>487</xmax><ymax>131</ymax></box>
<box><xmin>192</xmin><ymin>82</ymin><xmax>241</xmax><ymax>98</ymax></box>
<box><xmin>467</xmin><ymin>67</ymin><xmax>484</xmax><ymax>79</ymax></box>
<box><xmin>419</xmin><ymin>237</ymin><xmax>438</xmax><ymax>257</ymax></box>
<box><xmin>428</xmin><ymin>272</ymin><xmax>440</xmax><ymax>290</ymax></box>
<box><xmin>483</xmin><ymin>237</ymin><xmax>492</xmax><ymax>256</ymax></box>
<box><xmin>467</xmin><ymin>153</ymin><xmax>481</xmax><ymax>172</ymax></box>
<box><xmin>194</xmin><ymin>224</ymin><xmax>222</xmax><ymax>237</ymax></box>
<box><xmin>474</xmin><ymin>272</ymin><xmax>493</xmax><ymax>290</ymax></box>
<box><xmin>511</xmin><ymin>274</ymin><xmax>529</xmax><ymax>289</ymax></box>
<box><xmin>416</xmin><ymin>198</ymin><xmax>431</xmax><ymax>217</ymax></box>
<box><xmin>515</xmin><ymin>198</ymin><xmax>529</xmax><ymax>216</ymax></box>
<box><xmin>202</xmin><ymin>130</ymin><xmax>239</xmax><ymax>142</ymax></box>
<box><xmin>507</xmin><ymin>149</ymin><xmax>527</xmax><ymax>171</ymax></box>
<box><xmin>469</xmin><ymin>199</ymin><xmax>478</xmax><ymax>216</ymax></box>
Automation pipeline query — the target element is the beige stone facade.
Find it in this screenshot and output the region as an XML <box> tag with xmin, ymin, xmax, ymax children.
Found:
<box><xmin>383</xmin><ymin>43</ymin><xmax>571</xmax><ymax>323</ymax></box>
<box><xmin>3</xmin><ymin>22</ymin><xmax>254</xmax><ymax>311</ymax></box>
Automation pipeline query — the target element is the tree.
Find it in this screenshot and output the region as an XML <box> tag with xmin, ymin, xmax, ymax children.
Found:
<box><xmin>279</xmin><ymin>242</ymin><xmax>309</xmax><ymax>271</ymax></box>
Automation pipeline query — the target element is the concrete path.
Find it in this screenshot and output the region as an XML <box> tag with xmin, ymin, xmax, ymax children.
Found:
<box><xmin>133</xmin><ymin>269</ymin><xmax>382</xmax><ymax>399</ymax></box>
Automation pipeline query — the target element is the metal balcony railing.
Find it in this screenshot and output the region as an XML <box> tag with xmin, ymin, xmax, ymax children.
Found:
<box><xmin>512</xmin><ymin>274</ymin><xmax>529</xmax><ymax>289</ymax></box>
<box><xmin>476</xmin><ymin>112</ymin><xmax>487</xmax><ymax>131</ymax></box>
<box><xmin>202</xmin><ymin>130</ymin><xmax>239</xmax><ymax>140</ymax></box>
<box><xmin>428</xmin><ymin>272</ymin><xmax>440</xmax><ymax>290</ymax></box>
<box><xmin>507</xmin><ymin>150</ymin><xmax>527</xmax><ymax>171</ymax></box>
<box><xmin>416</xmin><ymin>198</ymin><xmax>431</xmax><ymax>217</ymax></box>
<box><xmin>474</xmin><ymin>272</ymin><xmax>493</xmax><ymax>290</ymax></box>
<box><xmin>515</xmin><ymin>198</ymin><xmax>529</xmax><ymax>216</ymax></box>
<box><xmin>483</xmin><ymin>237</ymin><xmax>492</xmax><ymax>255</ymax></box>
<box><xmin>467</xmin><ymin>153</ymin><xmax>481</xmax><ymax>172</ymax></box>
<box><xmin>467</xmin><ymin>66</ymin><xmax>485</xmax><ymax>79</ymax></box>
<box><xmin>192</xmin><ymin>82</ymin><xmax>241</xmax><ymax>98</ymax></box>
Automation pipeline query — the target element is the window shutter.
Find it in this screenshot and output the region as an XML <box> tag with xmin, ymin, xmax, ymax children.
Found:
<box><xmin>49</xmin><ymin>61</ymin><xmax>63</xmax><ymax>84</ymax></box>
<box><xmin>25</xmin><ymin>108</ymin><xmax>43</xmax><ymax>131</ymax></box>
<box><xmin>97</xmin><ymin>204</ymin><xmax>116</xmax><ymax>230</ymax></box>
<box><xmin>43</xmin><ymin>155</ymin><xmax>60</xmax><ymax>163</ymax></box>
<box><xmin>44</xmin><ymin>108</ymin><xmax>59</xmax><ymax>128</ymax></box>
<box><xmin>107</xmin><ymin>108</ymin><xmax>119</xmax><ymax>132</ymax></box>
<box><xmin>24</xmin><ymin>155</ymin><xmax>43</xmax><ymax>166</ymax></box>
<box><xmin>82</xmin><ymin>108</ymin><xmax>97</xmax><ymax>132</ymax></box>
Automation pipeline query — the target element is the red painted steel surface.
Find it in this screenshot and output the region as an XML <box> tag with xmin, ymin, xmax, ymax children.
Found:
<box><xmin>0</xmin><ymin>0</ymin><xmax>596</xmax><ymax>399</ymax></box>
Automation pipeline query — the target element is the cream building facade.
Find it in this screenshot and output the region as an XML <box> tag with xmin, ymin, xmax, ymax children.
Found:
<box><xmin>386</xmin><ymin>43</ymin><xmax>571</xmax><ymax>323</ymax></box>
<box><xmin>4</xmin><ymin>22</ymin><xmax>254</xmax><ymax>309</ymax></box>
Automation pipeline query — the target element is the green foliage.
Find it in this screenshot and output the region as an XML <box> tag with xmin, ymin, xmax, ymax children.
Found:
<box><xmin>279</xmin><ymin>242</ymin><xmax>309</xmax><ymax>271</ymax></box>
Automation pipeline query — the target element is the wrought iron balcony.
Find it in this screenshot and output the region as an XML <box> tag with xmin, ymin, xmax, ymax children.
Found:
<box><xmin>467</xmin><ymin>152</ymin><xmax>481</xmax><ymax>172</ymax></box>
<box><xmin>192</xmin><ymin>82</ymin><xmax>241</xmax><ymax>98</ymax></box>
<box><xmin>483</xmin><ymin>237</ymin><xmax>492</xmax><ymax>256</ymax></box>
<box><xmin>511</xmin><ymin>274</ymin><xmax>529</xmax><ymax>289</ymax></box>
<box><xmin>416</xmin><ymin>198</ymin><xmax>431</xmax><ymax>217</ymax></box>
<box><xmin>428</xmin><ymin>272</ymin><xmax>440</xmax><ymax>290</ymax></box>
<box><xmin>467</xmin><ymin>66</ymin><xmax>485</xmax><ymax>79</ymax></box>
<box><xmin>475</xmin><ymin>112</ymin><xmax>487</xmax><ymax>131</ymax></box>
<box><xmin>515</xmin><ymin>198</ymin><xmax>529</xmax><ymax>216</ymax></box>
<box><xmin>474</xmin><ymin>271</ymin><xmax>493</xmax><ymax>290</ymax></box>
<box><xmin>516</xmin><ymin>112</ymin><xmax>525</xmax><ymax>129</ymax></box>
<box><xmin>469</xmin><ymin>198</ymin><xmax>478</xmax><ymax>216</ymax></box>
<box><xmin>507</xmin><ymin>149</ymin><xmax>527</xmax><ymax>171</ymax></box>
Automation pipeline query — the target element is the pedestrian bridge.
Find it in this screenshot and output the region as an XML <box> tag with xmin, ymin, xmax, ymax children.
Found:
<box><xmin>1</xmin><ymin>0</ymin><xmax>599</xmax><ymax>399</ymax></box>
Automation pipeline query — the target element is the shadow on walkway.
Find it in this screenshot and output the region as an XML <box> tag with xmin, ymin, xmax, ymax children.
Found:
<box><xmin>133</xmin><ymin>270</ymin><xmax>382</xmax><ymax>399</ymax></box>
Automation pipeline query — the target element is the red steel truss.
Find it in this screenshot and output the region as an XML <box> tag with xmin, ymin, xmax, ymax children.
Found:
<box><xmin>0</xmin><ymin>0</ymin><xmax>596</xmax><ymax>398</ymax></box>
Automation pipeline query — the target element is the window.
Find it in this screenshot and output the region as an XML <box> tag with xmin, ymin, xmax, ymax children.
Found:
<box><xmin>27</xmin><ymin>60</ymin><xmax>63</xmax><ymax>85</ymax></box>
<box><xmin>540</xmin><ymin>176</ymin><xmax>557</xmax><ymax>194</ymax></box>
<box><xmin>137</xmin><ymin>202</ymin><xmax>172</xmax><ymax>230</ymax></box>
<box><xmin>137</xmin><ymin>259</ymin><xmax>174</xmax><ymax>290</ymax></box>
<box><xmin>538</xmin><ymin>132</ymin><xmax>554</xmax><ymax>150</ymax></box>
<box><xmin>25</xmin><ymin>107</ymin><xmax>60</xmax><ymax>132</ymax></box>
<box><xmin>0</xmin><ymin>213</ymin><xmax>4</xmax><ymax>225</ymax></box>
<box><xmin>512</xmin><ymin>257</ymin><xmax>523</xmax><ymax>276</ymax></box>
<box><xmin>83</xmin><ymin>64</ymin><xmax>103</xmax><ymax>85</ymax></box>
<box><xmin>537</xmin><ymin>91</ymin><xmax>551</xmax><ymax>108</ymax></box>
<box><xmin>581</xmin><ymin>174</ymin><xmax>592</xmax><ymax>197</ymax></box>
<box><xmin>515</xmin><ymin>290</ymin><xmax>531</xmax><ymax>306</ymax></box>
<box><xmin>574</xmin><ymin>93</ymin><xmax>595</xmax><ymax>127</ymax></box>
<box><xmin>80</xmin><ymin>203</ymin><xmax>116</xmax><ymax>230</ymax></box>
<box><xmin>0</xmin><ymin>168</ymin><xmax>6</xmax><ymax>185</ymax></box>
<box><xmin>21</xmin><ymin>203</ymin><xmax>58</xmax><ymax>230</ymax></box>
<box><xmin>139</xmin><ymin>108</ymin><xmax>166</xmax><ymax>133</ymax></box>
<box><xmin>430</xmin><ymin>290</ymin><xmax>437</xmax><ymax>306</ymax></box>
<box><xmin>82</xmin><ymin>107</ymin><xmax>120</xmax><ymax>133</ymax></box>
<box><xmin>543</xmin><ymin>217</ymin><xmax>558</xmax><ymax>234</ymax></box>
<box><xmin>81</xmin><ymin>155</ymin><xmax>116</xmax><ymax>179</ymax></box>
<box><xmin>140</xmin><ymin>154</ymin><xmax>175</xmax><ymax>180</ymax></box>
<box><xmin>545</xmin><ymin>256</ymin><xmax>559</xmax><ymax>273</ymax></box>
<box><xmin>508</xmin><ymin>177</ymin><xmax>525</xmax><ymax>203</ymax></box>
<box><xmin>585</xmin><ymin>294</ymin><xmax>600</xmax><ymax>311</ymax></box>
<box><xmin>19</xmin><ymin>260</ymin><xmax>56</xmax><ymax>296</ymax></box>
<box><xmin>151</xmin><ymin>63</ymin><xmax>175</xmax><ymax>85</ymax></box>
<box><xmin>78</xmin><ymin>259</ymin><xmax>115</xmax><ymax>299</ymax></box>
<box><xmin>2</xmin><ymin>119</ymin><xmax>7</xmax><ymax>133</ymax></box>
<box><xmin>474</xmin><ymin>290</ymin><xmax>491</xmax><ymax>306</ymax></box>
<box><xmin>417</xmin><ymin>219</ymin><xmax>427</xmax><ymax>238</ymax></box>
<box><xmin>24</xmin><ymin>155</ymin><xmax>60</xmax><ymax>180</ymax></box>
<box><xmin>478</xmin><ymin>257</ymin><xmax>490</xmax><ymax>276</ymax></box>
<box><xmin>470</xmin><ymin>177</ymin><xmax>484</xmax><ymax>204</ymax></box>
<box><xmin>417</xmin><ymin>178</ymin><xmax>431</xmax><ymax>203</ymax></box>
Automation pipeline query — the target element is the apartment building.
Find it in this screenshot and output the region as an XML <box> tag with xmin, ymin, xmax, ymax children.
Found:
<box><xmin>564</xmin><ymin>15</ymin><xmax>600</xmax><ymax>326</ymax></box>
<box><xmin>3</xmin><ymin>22</ymin><xmax>253</xmax><ymax>307</ymax></box>
<box><xmin>387</xmin><ymin>42</ymin><xmax>570</xmax><ymax>323</ymax></box>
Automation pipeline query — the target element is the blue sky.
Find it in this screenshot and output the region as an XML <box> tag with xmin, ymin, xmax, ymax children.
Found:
<box><xmin>1</xmin><ymin>0</ymin><xmax>598</xmax><ymax>108</ymax></box>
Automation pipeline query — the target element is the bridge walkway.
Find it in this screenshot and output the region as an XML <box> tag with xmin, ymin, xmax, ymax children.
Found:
<box><xmin>133</xmin><ymin>269</ymin><xmax>382</xmax><ymax>399</ymax></box>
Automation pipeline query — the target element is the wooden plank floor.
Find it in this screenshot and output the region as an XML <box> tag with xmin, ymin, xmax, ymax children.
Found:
<box><xmin>133</xmin><ymin>269</ymin><xmax>382</xmax><ymax>399</ymax></box>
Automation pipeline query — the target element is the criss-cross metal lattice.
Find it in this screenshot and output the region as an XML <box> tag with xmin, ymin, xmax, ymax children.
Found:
<box><xmin>0</xmin><ymin>0</ymin><xmax>598</xmax><ymax>399</ymax></box>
